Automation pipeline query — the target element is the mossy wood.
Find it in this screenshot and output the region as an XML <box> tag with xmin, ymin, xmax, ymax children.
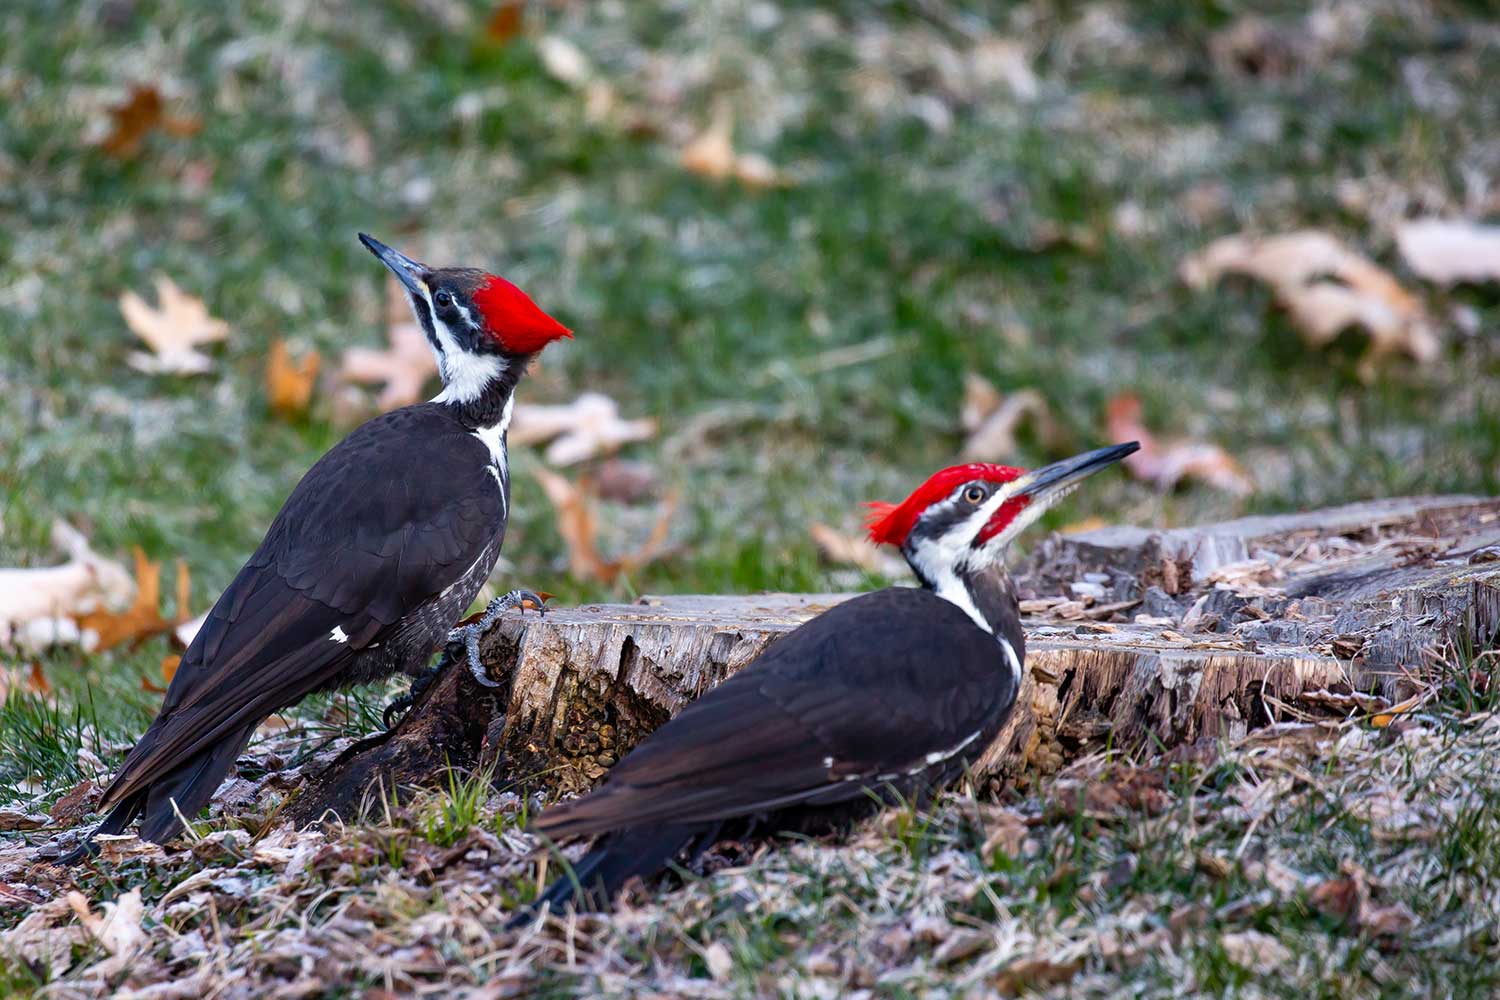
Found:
<box><xmin>288</xmin><ymin>495</ymin><xmax>1500</xmax><ymax>824</ymax></box>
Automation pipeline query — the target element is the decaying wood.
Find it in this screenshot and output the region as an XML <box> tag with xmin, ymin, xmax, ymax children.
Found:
<box><xmin>289</xmin><ymin>496</ymin><xmax>1500</xmax><ymax>822</ymax></box>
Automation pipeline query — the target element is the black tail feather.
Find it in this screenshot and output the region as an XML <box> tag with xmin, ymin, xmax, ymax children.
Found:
<box><xmin>60</xmin><ymin>723</ymin><xmax>256</xmax><ymax>863</ymax></box>
<box><xmin>511</xmin><ymin>823</ymin><xmax>706</xmax><ymax>927</ymax></box>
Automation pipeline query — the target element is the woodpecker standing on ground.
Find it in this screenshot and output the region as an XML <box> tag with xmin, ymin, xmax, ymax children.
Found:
<box><xmin>523</xmin><ymin>442</ymin><xmax>1138</xmax><ymax>914</ymax></box>
<box><xmin>64</xmin><ymin>235</ymin><xmax>571</xmax><ymax>858</ymax></box>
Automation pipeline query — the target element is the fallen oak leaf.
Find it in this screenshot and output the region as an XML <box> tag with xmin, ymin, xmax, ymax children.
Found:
<box><xmin>959</xmin><ymin>374</ymin><xmax>1064</xmax><ymax>462</ymax></box>
<box><xmin>1105</xmin><ymin>393</ymin><xmax>1253</xmax><ymax>496</ymax></box>
<box><xmin>265</xmin><ymin>338</ymin><xmax>321</xmax><ymax>419</ymax></box>
<box><xmin>510</xmin><ymin>392</ymin><xmax>657</xmax><ymax>466</ymax></box>
<box><xmin>808</xmin><ymin>522</ymin><xmax>906</xmax><ymax>577</ymax></box>
<box><xmin>77</xmin><ymin>549</ymin><xmax>194</xmax><ymax>652</ymax></box>
<box><xmin>484</xmin><ymin>1</ymin><xmax>524</xmax><ymax>44</ymax></box>
<box><xmin>0</xmin><ymin>521</ymin><xmax>135</xmax><ymax>652</ymax></box>
<box><xmin>97</xmin><ymin>85</ymin><xmax>200</xmax><ymax>159</ymax></box>
<box><xmin>119</xmin><ymin>274</ymin><xmax>229</xmax><ymax>375</ymax></box>
<box><xmin>1181</xmin><ymin>230</ymin><xmax>1438</xmax><ymax>377</ymax></box>
<box><xmin>533</xmin><ymin>468</ymin><xmax>678</xmax><ymax>585</ymax></box>
<box><xmin>336</xmin><ymin>275</ymin><xmax>438</xmax><ymax>412</ymax></box>
<box><xmin>1393</xmin><ymin>218</ymin><xmax>1500</xmax><ymax>285</ymax></box>
<box><xmin>681</xmin><ymin>100</ymin><xmax>788</xmax><ymax>189</ymax></box>
<box><xmin>65</xmin><ymin>889</ymin><xmax>146</xmax><ymax>978</ymax></box>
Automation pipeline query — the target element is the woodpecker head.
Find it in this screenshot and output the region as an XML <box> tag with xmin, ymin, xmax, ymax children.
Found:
<box><xmin>360</xmin><ymin>233</ymin><xmax>571</xmax><ymax>404</ymax></box>
<box><xmin>866</xmin><ymin>443</ymin><xmax>1139</xmax><ymax>589</ymax></box>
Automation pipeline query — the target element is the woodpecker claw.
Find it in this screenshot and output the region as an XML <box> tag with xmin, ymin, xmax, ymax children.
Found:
<box><xmin>383</xmin><ymin>659</ymin><xmax>446</xmax><ymax>730</ymax></box>
<box><xmin>446</xmin><ymin>589</ymin><xmax>549</xmax><ymax>689</ymax></box>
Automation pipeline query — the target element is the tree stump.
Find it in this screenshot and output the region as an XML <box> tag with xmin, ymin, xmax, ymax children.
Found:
<box><xmin>288</xmin><ymin>495</ymin><xmax>1500</xmax><ymax>824</ymax></box>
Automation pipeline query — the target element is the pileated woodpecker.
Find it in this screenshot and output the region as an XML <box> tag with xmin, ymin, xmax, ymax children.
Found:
<box><xmin>64</xmin><ymin>235</ymin><xmax>571</xmax><ymax>858</ymax></box>
<box><xmin>524</xmin><ymin>443</ymin><xmax>1138</xmax><ymax>913</ymax></box>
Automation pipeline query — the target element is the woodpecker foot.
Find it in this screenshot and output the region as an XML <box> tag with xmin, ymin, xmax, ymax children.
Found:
<box><xmin>382</xmin><ymin>662</ymin><xmax>445</xmax><ymax>731</ymax></box>
<box><xmin>446</xmin><ymin>588</ymin><xmax>549</xmax><ymax>689</ymax></box>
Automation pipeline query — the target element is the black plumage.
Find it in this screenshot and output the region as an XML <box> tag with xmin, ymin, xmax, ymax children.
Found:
<box><xmin>527</xmin><ymin>445</ymin><xmax>1138</xmax><ymax>913</ymax></box>
<box><xmin>531</xmin><ymin>584</ymin><xmax>1021</xmax><ymax>910</ymax></box>
<box><xmin>68</xmin><ymin>235</ymin><xmax>572</xmax><ymax>854</ymax></box>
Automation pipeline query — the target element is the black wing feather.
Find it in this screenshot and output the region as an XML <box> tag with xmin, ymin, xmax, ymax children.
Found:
<box><xmin>534</xmin><ymin>587</ymin><xmax>1019</xmax><ymax>838</ymax></box>
<box><xmin>101</xmin><ymin>404</ymin><xmax>505</xmax><ymax>810</ymax></box>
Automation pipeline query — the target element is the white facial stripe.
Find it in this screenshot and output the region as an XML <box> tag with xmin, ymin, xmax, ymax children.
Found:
<box><xmin>420</xmin><ymin>285</ymin><xmax>507</xmax><ymax>405</ymax></box>
<box><xmin>904</xmin><ymin>485</ymin><xmax>1024</xmax><ymax>634</ymax></box>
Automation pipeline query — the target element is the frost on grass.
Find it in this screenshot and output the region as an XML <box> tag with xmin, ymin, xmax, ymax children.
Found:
<box><xmin>4</xmin><ymin>662</ymin><xmax>1499</xmax><ymax>997</ymax></box>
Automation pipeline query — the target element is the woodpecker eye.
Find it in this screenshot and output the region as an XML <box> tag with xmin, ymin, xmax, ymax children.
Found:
<box><xmin>433</xmin><ymin>289</ymin><xmax>453</xmax><ymax>309</ymax></box>
<box><xmin>963</xmin><ymin>485</ymin><xmax>987</xmax><ymax>505</ymax></box>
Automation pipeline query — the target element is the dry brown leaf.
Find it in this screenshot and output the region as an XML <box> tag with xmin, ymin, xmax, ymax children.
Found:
<box><xmin>959</xmin><ymin>374</ymin><xmax>1062</xmax><ymax>462</ymax></box>
<box><xmin>98</xmin><ymin>85</ymin><xmax>200</xmax><ymax>159</ymax></box>
<box><xmin>1105</xmin><ymin>394</ymin><xmax>1253</xmax><ymax>496</ymax></box>
<box><xmin>485</xmin><ymin>1</ymin><xmax>524</xmax><ymax>44</ymax></box>
<box><xmin>533</xmin><ymin>468</ymin><xmax>677</xmax><ymax>584</ymax></box>
<box><xmin>681</xmin><ymin>100</ymin><xmax>788</xmax><ymax>189</ymax></box>
<box><xmin>119</xmin><ymin>275</ymin><xmax>230</xmax><ymax>375</ymax></box>
<box><xmin>337</xmin><ymin>275</ymin><xmax>438</xmax><ymax>411</ymax></box>
<box><xmin>0</xmin><ymin>521</ymin><xmax>135</xmax><ymax>652</ymax></box>
<box><xmin>1394</xmin><ymin>219</ymin><xmax>1500</xmax><ymax>285</ymax></box>
<box><xmin>1181</xmin><ymin>230</ymin><xmax>1439</xmax><ymax>376</ymax></box>
<box><xmin>66</xmin><ymin>889</ymin><xmax>146</xmax><ymax>978</ymax></box>
<box><xmin>510</xmin><ymin>393</ymin><xmax>657</xmax><ymax>466</ymax></box>
<box><xmin>265</xmin><ymin>339</ymin><xmax>321</xmax><ymax>419</ymax></box>
<box><xmin>77</xmin><ymin>549</ymin><xmax>194</xmax><ymax>652</ymax></box>
<box><xmin>1221</xmin><ymin>929</ymin><xmax>1292</xmax><ymax>968</ymax></box>
<box><xmin>808</xmin><ymin>522</ymin><xmax>906</xmax><ymax>577</ymax></box>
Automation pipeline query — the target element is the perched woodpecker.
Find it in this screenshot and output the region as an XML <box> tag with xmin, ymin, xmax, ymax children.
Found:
<box><xmin>64</xmin><ymin>235</ymin><xmax>571</xmax><ymax>857</ymax></box>
<box><xmin>525</xmin><ymin>443</ymin><xmax>1138</xmax><ymax>913</ymax></box>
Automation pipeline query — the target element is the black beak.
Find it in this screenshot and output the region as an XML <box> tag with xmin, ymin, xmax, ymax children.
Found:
<box><xmin>1015</xmin><ymin>442</ymin><xmax>1140</xmax><ymax>507</ymax></box>
<box><xmin>359</xmin><ymin>233</ymin><xmax>429</xmax><ymax>297</ymax></box>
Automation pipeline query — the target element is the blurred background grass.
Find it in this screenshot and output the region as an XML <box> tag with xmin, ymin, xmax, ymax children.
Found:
<box><xmin>2</xmin><ymin>0</ymin><xmax>1498</xmax><ymax>763</ymax></box>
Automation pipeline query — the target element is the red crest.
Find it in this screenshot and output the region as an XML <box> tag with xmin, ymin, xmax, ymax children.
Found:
<box><xmin>472</xmin><ymin>274</ymin><xmax>572</xmax><ymax>354</ymax></box>
<box><xmin>865</xmin><ymin>463</ymin><xmax>1025</xmax><ymax>547</ymax></box>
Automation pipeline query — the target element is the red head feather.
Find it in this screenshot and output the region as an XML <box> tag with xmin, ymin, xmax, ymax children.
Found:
<box><xmin>472</xmin><ymin>274</ymin><xmax>572</xmax><ymax>354</ymax></box>
<box><xmin>865</xmin><ymin>463</ymin><xmax>1026</xmax><ymax>547</ymax></box>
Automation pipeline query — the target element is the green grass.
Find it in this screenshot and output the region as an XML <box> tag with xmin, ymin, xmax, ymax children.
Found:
<box><xmin>3</xmin><ymin>0</ymin><xmax>1500</xmax><ymax>995</ymax></box>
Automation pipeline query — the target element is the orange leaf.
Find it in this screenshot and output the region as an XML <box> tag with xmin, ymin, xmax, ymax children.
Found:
<box><xmin>99</xmin><ymin>85</ymin><xmax>200</xmax><ymax>159</ymax></box>
<box><xmin>485</xmin><ymin>1</ymin><xmax>524</xmax><ymax>44</ymax></box>
<box><xmin>266</xmin><ymin>339</ymin><xmax>321</xmax><ymax>418</ymax></box>
<box><xmin>27</xmin><ymin>663</ymin><xmax>50</xmax><ymax>696</ymax></box>
<box><xmin>78</xmin><ymin>551</ymin><xmax>194</xmax><ymax>652</ymax></box>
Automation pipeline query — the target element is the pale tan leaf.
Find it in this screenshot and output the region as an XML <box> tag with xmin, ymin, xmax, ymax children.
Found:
<box><xmin>536</xmin><ymin>35</ymin><xmax>592</xmax><ymax>88</ymax></box>
<box><xmin>959</xmin><ymin>375</ymin><xmax>1059</xmax><ymax>462</ymax></box>
<box><xmin>1394</xmin><ymin>218</ymin><xmax>1500</xmax><ymax>285</ymax></box>
<box><xmin>808</xmin><ymin>523</ymin><xmax>905</xmax><ymax>577</ymax></box>
<box><xmin>1221</xmin><ymin>929</ymin><xmax>1291</xmax><ymax>968</ymax></box>
<box><xmin>510</xmin><ymin>392</ymin><xmax>656</xmax><ymax>466</ymax></box>
<box><xmin>0</xmin><ymin>521</ymin><xmax>135</xmax><ymax>651</ymax></box>
<box><xmin>67</xmin><ymin>888</ymin><xmax>146</xmax><ymax>978</ymax></box>
<box><xmin>681</xmin><ymin>101</ymin><xmax>788</xmax><ymax>189</ymax></box>
<box><xmin>534</xmin><ymin>468</ymin><xmax>677</xmax><ymax>584</ymax></box>
<box><xmin>1105</xmin><ymin>394</ymin><xmax>1253</xmax><ymax>496</ymax></box>
<box><xmin>119</xmin><ymin>275</ymin><xmax>229</xmax><ymax>374</ymax></box>
<box><xmin>1180</xmin><ymin>230</ymin><xmax>1439</xmax><ymax>373</ymax></box>
<box><xmin>336</xmin><ymin>275</ymin><xmax>438</xmax><ymax>411</ymax></box>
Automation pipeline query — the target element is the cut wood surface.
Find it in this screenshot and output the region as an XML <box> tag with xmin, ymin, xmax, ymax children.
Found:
<box><xmin>290</xmin><ymin>495</ymin><xmax>1500</xmax><ymax>823</ymax></box>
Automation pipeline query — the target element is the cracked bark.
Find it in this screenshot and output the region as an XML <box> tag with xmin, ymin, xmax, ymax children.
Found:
<box><xmin>288</xmin><ymin>495</ymin><xmax>1500</xmax><ymax>824</ymax></box>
